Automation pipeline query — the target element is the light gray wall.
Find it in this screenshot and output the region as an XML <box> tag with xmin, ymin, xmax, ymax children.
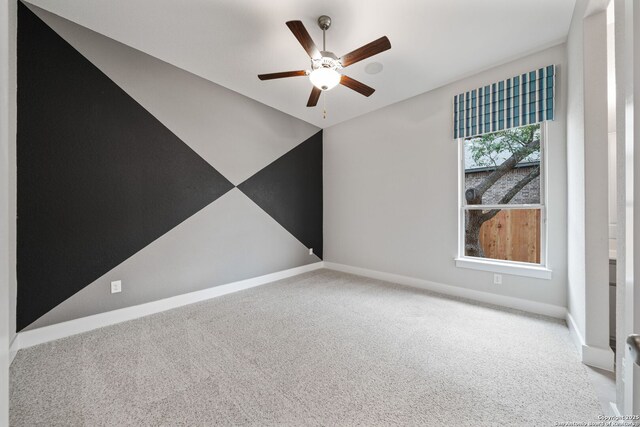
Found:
<box><xmin>0</xmin><ymin>0</ymin><xmax>16</xmax><ymax>421</ymax></box>
<box><xmin>566</xmin><ymin>0</ymin><xmax>588</xmax><ymax>337</ymax></box>
<box><xmin>324</xmin><ymin>44</ymin><xmax>568</xmax><ymax>308</ymax></box>
<box><xmin>582</xmin><ymin>9</ymin><xmax>610</xmax><ymax>350</ymax></box>
<box><xmin>566</xmin><ymin>0</ymin><xmax>612</xmax><ymax>368</ymax></box>
<box><xmin>608</xmin><ymin>18</ymin><xmax>617</xmax><ymax>258</ymax></box>
<box><xmin>29</xmin><ymin>189</ymin><xmax>317</xmax><ymax>328</ymax></box>
<box><xmin>30</xmin><ymin>5</ymin><xmax>317</xmax><ymax>188</ymax></box>
<box><xmin>24</xmin><ymin>6</ymin><xmax>321</xmax><ymax>329</ymax></box>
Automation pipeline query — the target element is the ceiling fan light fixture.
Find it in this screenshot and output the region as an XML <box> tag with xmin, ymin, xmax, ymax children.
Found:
<box><xmin>258</xmin><ymin>16</ymin><xmax>390</xmax><ymax>106</ymax></box>
<box><xmin>309</xmin><ymin>68</ymin><xmax>341</xmax><ymax>91</ymax></box>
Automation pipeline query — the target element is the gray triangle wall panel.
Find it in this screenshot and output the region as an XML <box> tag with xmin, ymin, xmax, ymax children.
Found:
<box><xmin>238</xmin><ymin>131</ymin><xmax>323</xmax><ymax>258</ymax></box>
<box><xmin>16</xmin><ymin>2</ymin><xmax>234</xmax><ymax>330</ymax></box>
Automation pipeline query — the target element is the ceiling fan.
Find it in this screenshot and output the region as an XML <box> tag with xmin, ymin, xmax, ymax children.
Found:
<box><xmin>258</xmin><ymin>15</ymin><xmax>391</xmax><ymax>108</ymax></box>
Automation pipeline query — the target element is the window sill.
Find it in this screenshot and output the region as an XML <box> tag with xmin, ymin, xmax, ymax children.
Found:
<box><xmin>454</xmin><ymin>257</ymin><xmax>552</xmax><ymax>280</ymax></box>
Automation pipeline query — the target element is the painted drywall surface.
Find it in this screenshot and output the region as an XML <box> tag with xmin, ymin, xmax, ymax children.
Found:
<box><xmin>28</xmin><ymin>189</ymin><xmax>320</xmax><ymax>329</ymax></box>
<box><xmin>17</xmin><ymin>2</ymin><xmax>240</xmax><ymax>329</ymax></box>
<box><xmin>609</xmin><ymin>132</ymin><xmax>617</xmax><ymax>257</ymax></box>
<box><xmin>7</xmin><ymin>0</ymin><xmax>16</xmax><ymax>346</ymax></box>
<box><xmin>324</xmin><ymin>44</ymin><xmax>567</xmax><ymax>307</ymax></box>
<box><xmin>18</xmin><ymin>5</ymin><xmax>322</xmax><ymax>330</ymax></box>
<box><xmin>21</xmin><ymin>0</ymin><xmax>576</xmax><ymax>129</ymax></box>
<box><xmin>238</xmin><ymin>132</ymin><xmax>324</xmax><ymax>256</ymax></box>
<box><xmin>0</xmin><ymin>0</ymin><xmax>16</xmax><ymax>421</ymax></box>
<box><xmin>565</xmin><ymin>0</ymin><xmax>612</xmax><ymax>359</ymax></box>
<box><xmin>582</xmin><ymin>10</ymin><xmax>610</xmax><ymax>349</ymax></box>
<box><xmin>29</xmin><ymin>5</ymin><xmax>319</xmax><ymax>187</ymax></box>
<box><xmin>608</xmin><ymin>19</ymin><xmax>617</xmax><ymax>259</ymax></box>
<box><xmin>566</xmin><ymin>0</ymin><xmax>588</xmax><ymax>338</ymax></box>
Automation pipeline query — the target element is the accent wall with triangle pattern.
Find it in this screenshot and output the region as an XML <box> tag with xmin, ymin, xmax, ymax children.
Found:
<box><xmin>17</xmin><ymin>2</ymin><xmax>323</xmax><ymax>331</ymax></box>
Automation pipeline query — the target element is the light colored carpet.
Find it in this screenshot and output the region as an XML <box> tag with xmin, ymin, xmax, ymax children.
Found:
<box><xmin>11</xmin><ymin>269</ymin><xmax>602</xmax><ymax>426</ymax></box>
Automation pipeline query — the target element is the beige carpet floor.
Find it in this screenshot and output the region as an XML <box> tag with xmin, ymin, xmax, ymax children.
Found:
<box><xmin>11</xmin><ymin>269</ymin><xmax>602</xmax><ymax>426</ymax></box>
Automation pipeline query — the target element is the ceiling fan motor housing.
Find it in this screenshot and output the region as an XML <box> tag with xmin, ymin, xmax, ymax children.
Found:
<box><xmin>313</xmin><ymin>52</ymin><xmax>341</xmax><ymax>70</ymax></box>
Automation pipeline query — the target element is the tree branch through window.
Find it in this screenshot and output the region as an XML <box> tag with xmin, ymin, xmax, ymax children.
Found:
<box><xmin>463</xmin><ymin>124</ymin><xmax>542</xmax><ymax>260</ymax></box>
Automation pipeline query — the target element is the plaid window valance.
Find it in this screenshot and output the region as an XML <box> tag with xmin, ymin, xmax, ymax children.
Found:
<box><xmin>453</xmin><ymin>65</ymin><xmax>556</xmax><ymax>139</ymax></box>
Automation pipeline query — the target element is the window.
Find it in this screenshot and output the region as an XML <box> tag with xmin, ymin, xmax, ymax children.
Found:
<box><xmin>457</xmin><ymin>123</ymin><xmax>549</xmax><ymax>278</ymax></box>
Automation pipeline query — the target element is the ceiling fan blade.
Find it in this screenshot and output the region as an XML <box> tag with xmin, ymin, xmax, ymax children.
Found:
<box><xmin>340</xmin><ymin>75</ymin><xmax>375</xmax><ymax>97</ymax></box>
<box><xmin>258</xmin><ymin>71</ymin><xmax>307</xmax><ymax>80</ymax></box>
<box><xmin>307</xmin><ymin>86</ymin><xmax>322</xmax><ymax>107</ymax></box>
<box><xmin>286</xmin><ymin>21</ymin><xmax>321</xmax><ymax>59</ymax></box>
<box><xmin>340</xmin><ymin>36</ymin><xmax>391</xmax><ymax>67</ymax></box>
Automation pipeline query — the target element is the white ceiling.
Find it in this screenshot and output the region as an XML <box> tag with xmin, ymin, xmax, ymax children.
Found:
<box><xmin>25</xmin><ymin>0</ymin><xmax>576</xmax><ymax>128</ymax></box>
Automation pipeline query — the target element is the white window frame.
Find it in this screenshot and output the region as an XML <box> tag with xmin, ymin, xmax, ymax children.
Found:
<box><xmin>455</xmin><ymin>122</ymin><xmax>552</xmax><ymax>280</ymax></box>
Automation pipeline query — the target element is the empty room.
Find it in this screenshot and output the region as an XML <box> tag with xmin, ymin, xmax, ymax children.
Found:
<box><xmin>2</xmin><ymin>0</ymin><xmax>640</xmax><ymax>425</ymax></box>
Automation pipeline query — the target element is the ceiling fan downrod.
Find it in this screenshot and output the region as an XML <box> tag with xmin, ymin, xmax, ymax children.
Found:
<box><xmin>318</xmin><ymin>15</ymin><xmax>331</xmax><ymax>51</ymax></box>
<box><xmin>318</xmin><ymin>15</ymin><xmax>332</xmax><ymax>119</ymax></box>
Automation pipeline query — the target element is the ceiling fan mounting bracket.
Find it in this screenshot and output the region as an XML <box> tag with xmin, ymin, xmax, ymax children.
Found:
<box><xmin>317</xmin><ymin>15</ymin><xmax>332</xmax><ymax>31</ymax></box>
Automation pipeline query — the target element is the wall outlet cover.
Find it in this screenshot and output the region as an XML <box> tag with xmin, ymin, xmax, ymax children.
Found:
<box><xmin>111</xmin><ymin>280</ymin><xmax>122</xmax><ymax>294</ymax></box>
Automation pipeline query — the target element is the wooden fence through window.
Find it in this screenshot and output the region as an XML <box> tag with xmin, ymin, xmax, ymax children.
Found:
<box><xmin>478</xmin><ymin>209</ymin><xmax>541</xmax><ymax>264</ymax></box>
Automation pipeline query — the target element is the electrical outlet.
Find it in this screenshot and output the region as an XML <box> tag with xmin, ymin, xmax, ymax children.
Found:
<box><xmin>110</xmin><ymin>280</ymin><xmax>122</xmax><ymax>294</ymax></box>
<box><xmin>493</xmin><ymin>274</ymin><xmax>502</xmax><ymax>285</ymax></box>
<box><xmin>309</xmin><ymin>248</ymin><xmax>314</xmax><ymax>255</ymax></box>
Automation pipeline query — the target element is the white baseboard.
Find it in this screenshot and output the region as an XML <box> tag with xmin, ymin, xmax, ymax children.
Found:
<box><xmin>326</xmin><ymin>262</ymin><xmax>616</xmax><ymax>370</ymax></box>
<box><xmin>324</xmin><ymin>262</ymin><xmax>567</xmax><ymax>318</ymax></box>
<box><xmin>566</xmin><ymin>311</ymin><xmax>615</xmax><ymax>372</ymax></box>
<box><xmin>10</xmin><ymin>261</ymin><xmax>324</xmax><ymax>359</ymax></box>
<box><xmin>15</xmin><ymin>260</ymin><xmax>609</xmax><ymax>371</ymax></box>
<box><xmin>610</xmin><ymin>401</ymin><xmax>621</xmax><ymax>417</ymax></box>
<box><xmin>566</xmin><ymin>311</ymin><xmax>585</xmax><ymax>354</ymax></box>
<box><xmin>582</xmin><ymin>344</ymin><xmax>615</xmax><ymax>372</ymax></box>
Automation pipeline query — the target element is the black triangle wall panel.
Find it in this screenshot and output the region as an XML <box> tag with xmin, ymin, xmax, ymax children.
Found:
<box><xmin>16</xmin><ymin>3</ymin><xmax>234</xmax><ymax>330</ymax></box>
<box><xmin>238</xmin><ymin>131</ymin><xmax>323</xmax><ymax>258</ymax></box>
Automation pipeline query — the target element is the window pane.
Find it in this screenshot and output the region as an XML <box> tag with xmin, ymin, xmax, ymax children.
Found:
<box><xmin>464</xmin><ymin>124</ymin><xmax>541</xmax><ymax>205</ymax></box>
<box><xmin>465</xmin><ymin>208</ymin><xmax>541</xmax><ymax>264</ymax></box>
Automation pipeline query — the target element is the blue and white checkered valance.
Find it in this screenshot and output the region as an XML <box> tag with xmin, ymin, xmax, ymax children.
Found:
<box><xmin>453</xmin><ymin>65</ymin><xmax>556</xmax><ymax>139</ymax></box>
